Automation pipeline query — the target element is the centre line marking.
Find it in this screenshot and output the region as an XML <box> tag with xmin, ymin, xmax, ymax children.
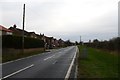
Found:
<box><xmin>53</xmin><ymin>61</ymin><xmax>57</xmax><ymax>64</ymax></box>
<box><xmin>1</xmin><ymin>64</ymin><xmax>34</xmax><ymax>79</ymax></box>
<box><xmin>58</xmin><ymin>52</ymin><xmax>62</xmax><ymax>53</ymax></box>
<box><xmin>44</xmin><ymin>55</ymin><xmax>55</xmax><ymax>61</ymax></box>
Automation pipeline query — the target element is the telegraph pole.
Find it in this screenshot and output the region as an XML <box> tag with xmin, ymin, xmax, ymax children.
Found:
<box><xmin>80</xmin><ymin>36</ymin><xmax>82</xmax><ymax>45</ymax></box>
<box><xmin>80</xmin><ymin>36</ymin><xmax>81</xmax><ymax>43</ymax></box>
<box><xmin>22</xmin><ymin>4</ymin><xmax>25</xmax><ymax>54</ymax></box>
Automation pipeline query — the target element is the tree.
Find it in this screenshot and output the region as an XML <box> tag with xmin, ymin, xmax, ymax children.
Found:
<box><xmin>93</xmin><ymin>39</ymin><xmax>99</xmax><ymax>48</ymax></box>
<box><xmin>65</xmin><ymin>40</ymin><xmax>72</xmax><ymax>46</ymax></box>
<box><xmin>75</xmin><ymin>41</ymin><xmax>79</xmax><ymax>45</ymax></box>
<box><xmin>93</xmin><ymin>39</ymin><xmax>99</xmax><ymax>43</ymax></box>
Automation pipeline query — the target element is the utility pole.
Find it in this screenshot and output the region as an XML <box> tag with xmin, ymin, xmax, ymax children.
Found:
<box><xmin>22</xmin><ymin>4</ymin><xmax>25</xmax><ymax>54</ymax></box>
<box><xmin>80</xmin><ymin>36</ymin><xmax>81</xmax><ymax>43</ymax></box>
<box><xmin>80</xmin><ymin>36</ymin><xmax>82</xmax><ymax>45</ymax></box>
<box><xmin>118</xmin><ymin>1</ymin><xmax>120</xmax><ymax>37</ymax></box>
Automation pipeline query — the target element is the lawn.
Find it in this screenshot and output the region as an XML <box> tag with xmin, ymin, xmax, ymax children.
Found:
<box><xmin>78</xmin><ymin>45</ymin><xmax>119</xmax><ymax>78</ymax></box>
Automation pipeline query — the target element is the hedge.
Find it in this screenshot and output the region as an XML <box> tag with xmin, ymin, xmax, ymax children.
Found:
<box><xmin>84</xmin><ymin>37</ymin><xmax>120</xmax><ymax>51</ymax></box>
<box><xmin>2</xmin><ymin>35</ymin><xmax>45</xmax><ymax>49</ymax></box>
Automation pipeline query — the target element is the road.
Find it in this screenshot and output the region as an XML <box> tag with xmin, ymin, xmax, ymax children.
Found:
<box><xmin>0</xmin><ymin>46</ymin><xmax>78</xmax><ymax>79</ymax></box>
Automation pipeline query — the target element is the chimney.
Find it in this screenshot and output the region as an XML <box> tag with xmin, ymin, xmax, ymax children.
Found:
<box><xmin>13</xmin><ymin>24</ymin><xmax>17</xmax><ymax>28</ymax></box>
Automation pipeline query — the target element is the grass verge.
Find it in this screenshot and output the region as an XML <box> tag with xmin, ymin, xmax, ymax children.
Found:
<box><xmin>78</xmin><ymin>45</ymin><xmax>119</xmax><ymax>78</ymax></box>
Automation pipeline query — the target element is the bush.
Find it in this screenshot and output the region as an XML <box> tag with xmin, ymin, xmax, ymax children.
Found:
<box><xmin>2</xmin><ymin>35</ymin><xmax>45</xmax><ymax>49</ymax></box>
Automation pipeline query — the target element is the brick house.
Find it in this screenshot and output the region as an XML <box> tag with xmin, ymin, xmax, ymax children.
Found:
<box><xmin>43</xmin><ymin>36</ymin><xmax>57</xmax><ymax>49</ymax></box>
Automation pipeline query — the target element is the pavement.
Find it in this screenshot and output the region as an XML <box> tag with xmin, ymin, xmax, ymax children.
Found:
<box><xmin>0</xmin><ymin>46</ymin><xmax>78</xmax><ymax>79</ymax></box>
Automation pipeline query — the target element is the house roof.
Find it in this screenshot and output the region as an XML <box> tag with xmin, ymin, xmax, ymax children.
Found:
<box><xmin>9</xmin><ymin>27</ymin><xmax>28</xmax><ymax>35</ymax></box>
<box><xmin>0</xmin><ymin>25</ymin><xmax>12</xmax><ymax>32</ymax></box>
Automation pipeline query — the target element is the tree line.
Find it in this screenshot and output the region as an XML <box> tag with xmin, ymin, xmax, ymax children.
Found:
<box><xmin>84</xmin><ymin>37</ymin><xmax>120</xmax><ymax>51</ymax></box>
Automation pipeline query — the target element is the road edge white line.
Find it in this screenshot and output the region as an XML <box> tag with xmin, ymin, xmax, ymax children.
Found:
<box><xmin>64</xmin><ymin>46</ymin><xmax>78</xmax><ymax>80</ymax></box>
<box><xmin>1</xmin><ymin>64</ymin><xmax>34</xmax><ymax>79</ymax></box>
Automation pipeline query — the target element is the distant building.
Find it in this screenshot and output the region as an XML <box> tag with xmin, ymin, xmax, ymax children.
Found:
<box><xmin>58</xmin><ymin>38</ymin><xmax>65</xmax><ymax>47</ymax></box>
<box><xmin>54</xmin><ymin>39</ymin><xmax>59</xmax><ymax>48</ymax></box>
<box><xmin>39</xmin><ymin>33</ymin><xmax>46</xmax><ymax>41</ymax></box>
<box><xmin>47</xmin><ymin>37</ymin><xmax>54</xmax><ymax>49</ymax></box>
<box><xmin>43</xmin><ymin>36</ymin><xmax>50</xmax><ymax>49</ymax></box>
<box><xmin>43</xmin><ymin>36</ymin><xmax>59</xmax><ymax>49</ymax></box>
<box><xmin>0</xmin><ymin>25</ymin><xmax>12</xmax><ymax>36</ymax></box>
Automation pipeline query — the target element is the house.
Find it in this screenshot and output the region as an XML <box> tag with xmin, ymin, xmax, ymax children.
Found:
<box><xmin>9</xmin><ymin>24</ymin><xmax>43</xmax><ymax>39</ymax></box>
<box><xmin>43</xmin><ymin>36</ymin><xmax>56</xmax><ymax>49</ymax></box>
<box><xmin>39</xmin><ymin>33</ymin><xmax>46</xmax><ymax>41</ymax></box>
<box><xmin>28</xmin><ymin>32</ymin><xmax>38</xmax><ymax>38</ymax></box>
<box><xmin>49</xmin><ymin>37</ymin><xmax>55</xmax><ymax>49</ymax></box>
<box><xmin>0</xmin><ymin>25</ymin><xmax>12</xmax><ymax>36</ymax></box>
<box><xmin>9</xmin><ymin>24</ymin><xmax>29</xmax><ymax>37</ymax></box>
<box><xmin>8</xmin><ymin>24</ymin><xmax>66</xmax><ymax>48</ymax></box>
<box><xmin>43</xmin><ymin>36</ymin><xmax>63</xmax><ymax>49</ymax></box>
<box><xmin>58</xmin><ymin>38</ymin><xmax>65</xmax><ymax>47</ymax></box>
<box><xmin>45</xmin><ymin>37</ymin><xmax>53</xmax><ymax>49</ymax></box>
<box><xmin>44</xmin><ymin>36</ymin><xmax>50</xmax><ymax>49</ymax></box>
<box><xmin>53</xmin><ymin>39</ymin><xmax>59</xmax><ymax>48</ymax></box>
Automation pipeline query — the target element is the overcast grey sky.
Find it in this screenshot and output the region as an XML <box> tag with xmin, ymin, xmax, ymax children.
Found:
<box><xmin>0</xmin><ymin>0</ymin><xmax>119</xmax><ymax>42</ymax></box>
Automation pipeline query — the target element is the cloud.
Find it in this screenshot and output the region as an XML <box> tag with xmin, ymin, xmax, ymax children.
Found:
<box><xmin>0</xmin><ymin>0</ymin><xmax>119</xmax><ymax>42</ymax></box>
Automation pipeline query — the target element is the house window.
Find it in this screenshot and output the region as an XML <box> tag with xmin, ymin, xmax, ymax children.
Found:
<box><xmin>6</xmin><ymin>32</ymin><xmax>12</xmax><ymax>35</ymax></box>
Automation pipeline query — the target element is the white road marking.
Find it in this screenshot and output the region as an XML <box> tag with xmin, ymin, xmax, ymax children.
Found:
<box><xmin>58</xmin><ymin>52</ymin><xmax>62</xmax><ymax>53</ymax></box>
<box><xmin>64</xmin><ymin>49</ymin><xmax>67</xmax><ymax>51</ymax></box>
<box><xmin>52</xmin><ymin>60</ymin><xmax>57</xmax><ymax>64</ymax></box>
<box><xmin>44</xmin><ymin>55</ymin><xmax>55</xmax><ymax>61</ymax></box>
<box><xmin>64</xmin><ymin>47</ymin><xmax>73</xmax><ymax>52</ymax></box>
<box><xmin>65</xmin><ymin>46</ymin><xmax>78</xmax><ymax>80</ymax></box>
<box><xmin>1</xmin><ymin>64</ymin><xmax>34</xmax><ymax>79</ymax></box>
